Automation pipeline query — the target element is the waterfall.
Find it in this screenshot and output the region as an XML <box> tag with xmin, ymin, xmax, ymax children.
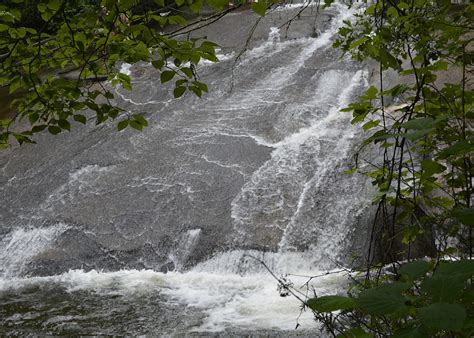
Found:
<box><xmin>0</xmin><ymin>2</ymin><xmax>372</xmax><ymax>334</ymax></box>
<box><xmin>0</xmin><ymin>224</ymin><xmax>69</xmax><ymax>277</ymax></box>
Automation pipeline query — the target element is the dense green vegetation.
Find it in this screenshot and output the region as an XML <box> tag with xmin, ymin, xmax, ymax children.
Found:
<box><xmin>303</xmin><ymin>0</ymin><xmax>474</xmax><ymax>336</ymax></box>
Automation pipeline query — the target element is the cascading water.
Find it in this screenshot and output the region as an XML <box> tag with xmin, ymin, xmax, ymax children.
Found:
<box><xmin>0</xmin><ymin>2</ymin><xmax>374</xmax><ymax>335</ymax></box>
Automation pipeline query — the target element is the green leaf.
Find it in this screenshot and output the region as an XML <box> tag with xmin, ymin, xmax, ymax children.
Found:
<box><xmin>421</xmin><ymin>159</ymin><xmax>446</xmax><ymax>178</ymax></box>
<box><xmin>174</xmin><ymin>86</ymin><xmax>186</xmax><ymax>98</ymax></box>
<box><xmin>58</xmin><ymin>119</ymin><xmax>71</xmax><ymax>131</ymax></box>
<box><xmin>168</xmin><ymin>15</ymin><xmax>187</xmax><ymax>26</ymax></box>
<box><xmin>437</xmin><ymin>260</ymin><xmax>474</xmax><ymax>280</ymax></box>
<box><xmin>200</xmin><ymin>41</ymin><xmax>216</xmax><ymax>54</ymax></box>
<box><xmin>323</xmin><ymin>0</ymin><xmax>334</xmax><ymax>8</ymax></box>
<box><xmin>362</xmin><ymin>120</ymin><xmax>380</xmax><ymax>131</ymax></box>
<box><xmin>194</xmin><ymin>81</ymin><xmax>208</xmax><ymax>93</ymax></box>
<box><xmin>181</xmin><ymin>67</ymin><xmax>193</xmax><ymax>78</ymax></box>
<box><xmin>28</xmin><ymin>113</ymin><xmax>39</xmax><ymax>125</ymax></box>
<box><xmin>190</xmin><ymin>0</ymin><xmax>203</xmax><ymax>12</ymax></box>
<box><xmin>160</xmin><ymin>71</ymin><xmax>175</xmax><ymax>83</ymax></box>
<box><xmin>133</xmin><ymin>41</ymin><xmax>150</xmax><ymax>61</ymax></box>
<box><xmin>337</xmin><ymin>328</ymin><xmax>373</xmax><ymax>338</ymax></box>
<box><xmin>119</xmin><ymin>0</ymin><xmax>139</xmax><ymax>10</ymax></box>
<box><xmin>133</xmin><ymin>114</ymin><xmax>148</xmax><ymax>127</ymax></box>
<box><xmin>251</xmin><ymin>0</ymin><xmax>267</xmax><ymax>16</ymax></box>
<box><xmin>190</xmin><ymin>86</ymin><xmax>202</xmax><ymax>97</ymax></box>
<box><xmin>117</xmin><ymin>120</ymin><xmax>129</xmax><ymax>131</ymax></box>
<box><xmin>200</xmin><ymin>50</ymin><xmax>219</xmax><ymax>62</ymax></box>
<box><xmin>344</xmin><ymin>167</ymin><xmax>357</xmax><ymax>175</ymax></box>
<box><xmin>452</xmin><ymin>208</ymin><xmax>474</xmax><ymax>226</ymax></box>
<box><xmin>130</xmin><ymin>120</ymin><xmax>143</xmax><ymax>131</ymax></box>
<box><xmin>32</xmin><ymin>125</ymin><xmax>47</xmax><ymax>133</ymax></box>
<box><xmin>152</xmin><ymin>59</ymin><xmax>164</xmax><ymax>70</ymax></box>
<box><xmin>47</xmin><ymin>0</ymin><xmax>62</xmax><ymax>11</ymax></box>
<box><xmin>118</xmin><ymin>73</ymin><xmax>131</xmax><ymax>89</ymax></box>
<box><xmin>379</xmin><ymin>48</ymin><xmax>399</xmax><ymax>69</ymax></box>
<box><xmin>73</xmin><ymin>114</ymin><xmax>87</xmax><ymax>124</ymax></box>
<box><xmin>76</xmin><ymin>39</ymin><xmax>85</xmax><ymax>51</ymax></box>
<box><xmin>393</xmin><ymin>325</ymin><xmax>429</xmax><ymax>338</ymax></box>
<box><xmin>13</xmin><ymin>133</ymin><xmax>33</xmax><ymax>145</ymax></box>
<box><xmin>0</xmin><ymin>118</ymin><xmax>11</xmax><ymax>127</ymax></box>
<box><xmin>438</xmin><ymin>141</ymin><xmax>474</xmax><ymax>158</ymax></box>
<box><xmin>421</xmin><ymin>260</ymin><xmax>474</xmax><ymax>302</ymax></box>
<box><xmin>356</xmin><ymin>282</ymin><xmax>410</xmax><ymax>315</ymax></box>
<box><xmin>404</xmin><ymin>128</ymin><xmax>433</xmax><ymax>141</ymax></box>
<box><xmin>429</xmin><ymin>60</ymin><xmax>449</xmax><ymax>71</ymax></box>
<box><xmin>365</xmin><ymin>86</ymin><xmax>378</xmax><ymax>100</ymax></box>
<box><xmin>402</xmin><ymin>226</ymin><xmax>422</xmax><ymax>245</ymax></box>
<box><xmin>400</xmin><ymin>117</ymin><xmax>435</xmax><ymax>130</ymax></box>
<box><xmin>9</xmin><ymin>77</ymin><xmax>23</xmax><ymax>94</ymax></box>
<box><xmin>399</xmin><ymin>260</ymin><xmax>431</xmax><ymax>282</ymax></box>
<box><xmin>386</xmin><ymin>84</ymin><xmax>411</xmax><ymax>97</ymax></box>
<box><xmin>307</xmin><ymin>295</ymin><xmax>356</xmax><ymax>313</ymax></box>
<box><xmin>48</xmin><ymin>126</ymin><xmax>61</xmax><ymax>135</ymax></box>
<box><xmin>418</xmin><ymin>303</ymin><xmax>466</xmax><ymax>332</ymax></box>
<box><xmin>350</xmin><ymin>37</ymin><xmax>369</xmax><ymax>49</ymax></box>
<box><xmin>207</xmin><ymin>0</ymin><xmax>228</xmax><ymax>10</ymax></box>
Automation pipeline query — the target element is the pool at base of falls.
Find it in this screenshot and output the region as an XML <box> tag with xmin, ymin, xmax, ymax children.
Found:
<box><xmin>0</xmin><ymin>266</ymin><xmax>351</xmax><ymax>335</ymax></box>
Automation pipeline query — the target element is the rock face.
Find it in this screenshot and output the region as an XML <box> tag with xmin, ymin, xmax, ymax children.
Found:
<box><xmin>0</xmin><ymin>4</ymin><xmax>374</xmax><ymax>277</ymax></box>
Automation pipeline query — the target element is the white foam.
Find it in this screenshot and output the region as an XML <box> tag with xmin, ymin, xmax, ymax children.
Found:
<box><xmin>114</xmin><ymin>88</ymin><xmax>172</xmax><ymax>106</ymax></box>
<box><xmin>193</xmin><ymin>249</ymin><xmax>336</xmax><ymax>275</ymax></box>
<box><xmin>241</xmin><ymin>2</ymin><xmax>355</xmax><ymax>67</ymax></box>
<box><xmin>275</xmin><ymin>1</ymin><xmax>319</xmax><ymax>11</ymax></box>
<box><xmin>268</xmin><ymin>27</ymin><xmax>281</xmax><ymax>43</ymax></box>
<box><xmin>0</xmin><ymin>265</ymin><xmax>351</xmax><ymax>332</ymax></box>
<box><xmin>0</xmin><ymin>223</ymin><xmax>69</xmax><ymax>277</ymax></box>
<box><xmin>275</xmin><ymin>69</ymin><xmax>365</xmax><ymax>149</ymax></box>
<box><xmin>119</xmin><ymin>62</ymin><xmax>132</xmax><ymax>76</ymax></box>
<box><xmin>230</xmin><ymin>69</ymin><xmax>366</xmax><ymax>261</ymax></box>
<box><xmin>68</xmin><ymin>164</ymin><xmax>113</xmax><ymax>184</ymax></box>
<box><xmin>39</xmin><ymin>165</ymin><xmax>114</xmax><ymax>210</ymax></box>
<box><xmin>201</xmin><ymin>51</ymin><xmax>236</xmax><ymax>65</ymax></box>
<box><xmin>170</xmin><ymin>229</ymin><xmax>203</xmax><ymax>269</ymax></box>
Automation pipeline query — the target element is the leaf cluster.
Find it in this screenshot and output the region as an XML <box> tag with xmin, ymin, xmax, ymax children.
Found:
<box><xmin>307</xmin><ymin>260</ymin><xmax>474</xmax><ymax>337</ymax></box>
